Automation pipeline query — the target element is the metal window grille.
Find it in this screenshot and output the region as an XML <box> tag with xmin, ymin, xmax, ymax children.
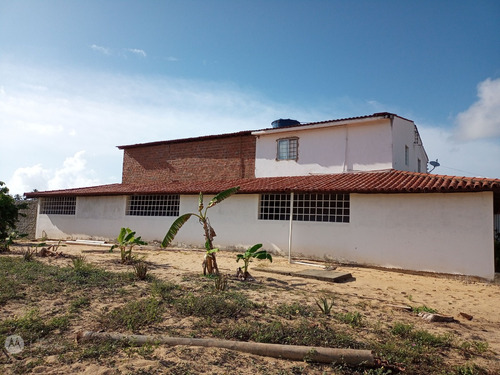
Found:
<box><xmin>40</xmin><ymin>197</ymin><xmax>76</xmax><ymax>215</ymax></box>
<box><xmin>126</xmin><ymin>195</ymin><xmax>180</xmax><ymax>216</ymax></box>
<box><xmin>277</xmin><ymin>138</ymin><xmax>298</xmax><ymax>160</ymax></box>
<box><xmin>259</xmin><ymin>193</ymin><xmax>349</xmax><ymax>223</ymax></box>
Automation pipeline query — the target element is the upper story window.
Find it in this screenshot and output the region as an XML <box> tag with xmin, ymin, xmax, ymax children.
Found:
<box><xmin>40</xmin><ymin>196</ymin><xmax>76</xmax><ymax>215</ymax></box>
<box><xmin>277</xmin><ymin>137</ymin><xmax>298</xmax><ymax>160</ymax></box>
<box><xmin>405</xmin><ymin>145</ymin><xmax>409</xmax><ymax>166</ymax></box>
<box><xmin>417</xmin><ymin>158</ymin><xmax>421</xmax><ymax>173</ymax></box>
<box><xmin>126</xmin><ymin>194</ymin><xmax>180</xmax><ymax>216</ymax></box>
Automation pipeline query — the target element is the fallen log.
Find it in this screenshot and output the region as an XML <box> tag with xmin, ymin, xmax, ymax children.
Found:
<box><xmin>76</xmin><ymin>331</ymin><xmax>374</xmax><ymax>366</ymax></box>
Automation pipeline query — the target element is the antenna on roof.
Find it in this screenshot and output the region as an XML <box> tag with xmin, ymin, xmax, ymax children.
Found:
<box><xmin>428</xmin><ymin>159</ymin><xmax>440</xmax><ymax>173</ymax></box>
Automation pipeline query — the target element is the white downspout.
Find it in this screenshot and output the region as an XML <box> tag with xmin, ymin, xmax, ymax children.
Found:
<box><xmin>288</xmin><ymin>191</ymin><xmax>294</xmax><ymax>264</ymax></box>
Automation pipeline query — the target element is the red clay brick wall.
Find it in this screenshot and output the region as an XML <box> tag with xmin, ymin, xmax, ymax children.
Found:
<box><xmin>122</xmin><ymin>134</ymin><xmax>256</xmax><ymax>184</ymax></box>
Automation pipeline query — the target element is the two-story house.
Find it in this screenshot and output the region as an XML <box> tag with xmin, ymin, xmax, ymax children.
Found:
<box><xmin>25</xmin><ymin>113</ymin><xmax>500</xmax><ymax>279</ymax></box>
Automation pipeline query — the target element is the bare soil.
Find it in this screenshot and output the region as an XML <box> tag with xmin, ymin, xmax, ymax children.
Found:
<box><xmin>1</xmin><ymin>242</ymin><xmax>499</xmax><ymax>374</ymax></box>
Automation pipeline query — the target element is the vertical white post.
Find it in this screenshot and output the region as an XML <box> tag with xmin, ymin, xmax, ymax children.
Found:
<box><xmin>288</xmin><ymin>192</ymin><xmax>294</xmax><ymax>264</ymax></box>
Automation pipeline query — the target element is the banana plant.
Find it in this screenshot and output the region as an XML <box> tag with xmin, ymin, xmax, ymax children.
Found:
<box><xmin>162</xmin><ymin>186</ymin><xmax>240</xmax><ymax>275</ymax></box>
<box><xmin>110</xmin><ymin>227</ymin><xmax>147</xmax><ymax>263</ymax></box>
<box><xmin>236</xmin><ymin>243</ymin><xmax>272</xmax><ymax>280</ymax></box>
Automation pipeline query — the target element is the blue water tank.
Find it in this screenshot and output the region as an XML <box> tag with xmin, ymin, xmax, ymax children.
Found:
<box><xmin>271</xmin><ymin>119</ymin><xmax>300</xmax><ymax>128</ymax></box>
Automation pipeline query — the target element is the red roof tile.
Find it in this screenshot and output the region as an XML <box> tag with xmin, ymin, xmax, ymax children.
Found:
<box><xmin>24</xmin><ymin>170</ymin><xmax>500</xmax><ymax>198</ymax></box>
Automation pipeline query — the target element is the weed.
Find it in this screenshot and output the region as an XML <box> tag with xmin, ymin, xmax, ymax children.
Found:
<box><xmin>175</xmin><ymin>291</ymin><xmax>253</xmax><ymax>320</ymax></box>
<box><xmin>454</xmin><ymin>363</ymin><xmax>487</xmax><ymax>375</ymax></box>
<box><xmin>411</xmin><ymin>305</ymin><xmax>437</xmax><ymax>314</ymax></box>
<box><xmin>133</xmin><ymin>259</ymin><xmax>149</xmax><ymax>280</ymax></box>
<box><xmin>78</xmin><ymin>339</ymin><xmax>124</xmax><ymax>360</ymax></box>
<box><xmin>459</xmin><ymin>340</ymin><xmax>489</xmax><ymax>357</ymax></box>
<box><xmin>315</xmin><ymin>295</ymin><xmax>335</xmax><ymax>315</ymax></box>
<box><xmin>0</xmin><ymin>309</ymin><xmax>70</xmax><ymax>344</ymax></box>
<box><xmin>150</xmin><ymin>279</ymin><xmax>180</xmax><ymax>303</ymax></box>
<box><xmin>22</xmin><ymin>246</ymin><xmax>37</xmax><ymax>261</ymax></box>
<box><xmin>215</xmin><ymin>319</ymin><xmax>362</xmax><ymax>348</ymax></box>
<box><xmin>69</xmin><ymin>296</ymin><xmax>91</xmax><ymax>313</ymax></box>
<box><xmin>214</xmin><ymin>274</ymin><xmax>228</xmax><ymax>291</ymax></box>
<box><xmin>391</xmin><ymin>321</ymin><xmax>452</xmax><ymax>347</ymax></box>
<box><xmin>99</xmin><ymin>298</ymin><xmax>164</xmax><ymax>331</ymax></box>
<box><xmin>274</xmin><ymin>302</ymin><xmax>315</xmax><ymax>319</ymax></box>
<box><xmin>334</xmin><ymin>311</ymin><xmax>363</xmax><ymax>327</ymax></box>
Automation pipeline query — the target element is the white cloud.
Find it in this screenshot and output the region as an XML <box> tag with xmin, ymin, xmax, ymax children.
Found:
<box><xmin>126</xmin><ymin>48</ymin><xmax>147</xmax><ymax>57</ymax></box>
<box><xmin>90</xmin><ymin>44</ymin><xmax>111</xmax><ymax>55</ymax></box>
<box><xmin>48</xmin><ymin>151</ymin><xmax>100</xmax><ymax>191</ymax></box>
<box><xmin>455</xmin><ymin>78</ymin><xmax>500</xmax><ymax>140</ymax></box>
<box><xmin>8</xmin><ymin>164</ymin><xmax>51</xmax><ymax>195</ymax></box>
<box><xmin>7</xmin><ymin>152</ymin><xmax>100</xmax><ymax>196</ymax></box>
<box><xmin>418</xmin><ymin>124</ymin><xmax>500</xmax><ymax>178</ymax></box>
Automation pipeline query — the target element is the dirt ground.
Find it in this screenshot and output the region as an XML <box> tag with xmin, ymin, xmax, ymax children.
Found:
<box><xmin>1</xmin><ymin>242</ymin><xmax>499</xmax><ymax>374</ymax></box>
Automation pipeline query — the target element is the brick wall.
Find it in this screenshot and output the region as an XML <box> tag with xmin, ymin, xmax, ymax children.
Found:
<box><xmin>15</xmin><ymin>199</ymin><xmax>38</xmax><ymax>239</ymax></box>
<box><xmin>122</xmin><ymin>134</ymin><xmax>256</xmax><ymax>184</ymax></box>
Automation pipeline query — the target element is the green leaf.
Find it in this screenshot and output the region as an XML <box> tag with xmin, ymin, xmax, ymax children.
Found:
<box><xmin>254</xmin><ymin>251</ymin><xmax>272</xmax><ymax>262</ymax></box>
<box><xmin>206</xmin><ymin>248</ymin><xmax>219</xmax><ymax>255</ymax></box>
<box><xmin>207</xmin><ymin>186</ymin><xmax>240</xmax><ymax>208</ymax></box>
<box><xmin>246</xmin><ymin>243</ymin><xmax>263</xmax><ymax>255</ymax></box>
<box><xmin>116</xmin><ymin>227</ymin><xmax>128</xmax><ymax>243</ymax></box>
<box><xmin>162</xmin><ymin>213</ymin><xmax>194</xmax><ymax>247</ymax></box>
<box><xmin>198</xmin><ymin>192</ymin><xmax>204</xmax><ymax>212</ymax></box>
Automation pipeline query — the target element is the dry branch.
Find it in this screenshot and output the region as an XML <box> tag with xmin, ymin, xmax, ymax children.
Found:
<box><xmin>76</xmin><ymin>331</ymin><xmax>374</xmax><ymax>365</ymax></box>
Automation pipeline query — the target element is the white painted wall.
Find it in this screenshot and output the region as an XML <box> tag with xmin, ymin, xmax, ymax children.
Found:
<box><xmin>392</xmin><ymin>117</ymin><xmax>429</xmax><ymax>172</ymax></box>
<box><xmin>35</xmin><ymin>191</ymin><xmax>495</xmax><ymax>279</ymax></box>
<box><xmin>254</xmin><ymin>118</ymin><xmax>394</xmax><ymax>177</ymax></box>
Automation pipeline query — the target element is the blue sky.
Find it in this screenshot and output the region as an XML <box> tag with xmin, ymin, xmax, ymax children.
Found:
<box><xmin>1</xmin><ymin>0</ymin><xmax>499</xmax><ymax>195</ymax></box>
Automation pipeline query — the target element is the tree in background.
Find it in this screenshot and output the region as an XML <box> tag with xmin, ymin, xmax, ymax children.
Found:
<box><xmin>0</xmin><ymin>181</ymin><xmax>28</xmax><ymax>251</ymax></box>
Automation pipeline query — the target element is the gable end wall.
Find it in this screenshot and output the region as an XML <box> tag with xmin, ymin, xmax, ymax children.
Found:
<box><xmin>122</xmin><ymin>134</ymin><xmax>256</xmax><ymax>184</ymax></box>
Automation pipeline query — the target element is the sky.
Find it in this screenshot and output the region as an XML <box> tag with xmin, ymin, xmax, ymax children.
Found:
<box><xmin>1</xmin><ymin>0</ymin><xmax>499</xmax><ymax>196</ymax></box>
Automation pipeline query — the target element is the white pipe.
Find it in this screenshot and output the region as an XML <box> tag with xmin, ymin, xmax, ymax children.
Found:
<box><xmin>291</xmin><ymin>260</ymin><xmax>325</xmax><ymax>268</ymax></box>
<box><xmin>288</xmin><ymin>191</ymin><xmax>294</xmax><ymax>264</ymax></box>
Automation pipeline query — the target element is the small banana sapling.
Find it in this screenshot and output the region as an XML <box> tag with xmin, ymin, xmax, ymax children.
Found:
<box><xmin>162</xmin><ymin>186</ymin><xmax>240</xmax><ymax>275</ymax></box>
<box><xmin>236</xmin><ymin>243</ymin><xmax>272</xmax><ymax>280</ymax></box>
<box><xmin>110</xmin><ymin>227</ymin><xmax>147</xmax><ymax>263</ymax></box>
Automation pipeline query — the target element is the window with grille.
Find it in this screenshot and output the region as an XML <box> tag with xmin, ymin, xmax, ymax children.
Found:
<box><xmin>277</xmin><ymin>138</ymin><xmax>298</xmax><ymax>160</ymax></box>
<box><xmin>126</xmin><ymin>195</ymin><xmax>180</xmax><ymax>216</ymax></box>
<box><xmin>259</xmin><ymin>193</ymin><xmax>350</xmax><ymax>223</ymax></box>
<box><xmin>40</xmin><ymin>197</ymin><xmax>76</xmax><ymax>215</ymax></box>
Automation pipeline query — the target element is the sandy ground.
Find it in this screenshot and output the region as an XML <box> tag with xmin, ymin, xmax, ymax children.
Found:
<box><xmin>2</xmin><ymin>242</ymin><xmax>499</xmax><ymax>374</ymax></box>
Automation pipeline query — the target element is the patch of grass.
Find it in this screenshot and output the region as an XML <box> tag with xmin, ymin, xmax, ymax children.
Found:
<box><xmin>0</xmin><ymin>308</ymin><xmax>70</xmax><ymax>344</ymax></box>
<box><xmin>411</xmin><ymin>305</ymin><xmax>437</xmax><ymax>314</ymax></box>
<box><xmin>99</xmin><ymin>297</ymin><xmax>164</xmax><ymax>331</ymax></box>
<box><xmin>150</xmin><ymin>279</ymin><xmax>180</xmax><ymax>303</ymax></box>
<box><xmin>69</xmin><ymin>296</ymin><xmax>91</xmax><ymax>313</ymax></box>
<box><xmin>334</xmin><ymin>311</ymin><xmax>363</xmax><ymax>327</ymax></box>
<box><xmin>175</xmin><ymin>291</ymin><xmax>254</xmax><ymax>320</ymax></box>
<box><xmin>0</xmin><ymin>256</ymin><xmax>134</xmax><ymax>306</ymax></box>
<box><xmin>391</xmin><ymin>322</ymin><xmax>452</xmax><ymax>347</ymax></box>
<box><xmin>77</xmin><ymin>339</ymin><xmax>125</xmax><ymax>361</ymax></box>
<box><xmin>454</xmin><ymin>363</ymin><xmax>488</xmax><ymax>375</ymax></box>
<box><xmin>459</xmin><ymin>340</ymin><xmax>489</xmax><ymax>357</ymax></box>
<box><xmin>214</xmin><ymin>319</ymin><xmax>363</xmax><ymax>348</ymax></box>
<box><xmin>274</xmin><ymin>302</ymin><xmax>315</xmax><ymax>319</ymax></box>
